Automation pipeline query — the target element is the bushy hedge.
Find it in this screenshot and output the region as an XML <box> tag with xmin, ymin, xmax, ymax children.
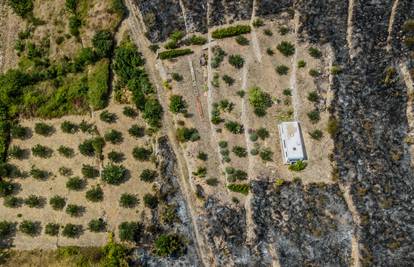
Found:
<box><xmin>227</xmin><ymin>183</ymin><xmax>249</xmax><ymax>195</ymax></box>
<box><xmin>158</xmin><ymin>49</ymin><xmax>193</xmax><ymax>60</ymax></box>
<box><xmin>212</xmin><ymin>25</ymin><xmax>251</xmax><ymax>39</ymax></box>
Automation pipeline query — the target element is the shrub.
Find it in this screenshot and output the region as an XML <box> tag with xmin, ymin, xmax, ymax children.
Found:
<box><xmin>236</xmin><ymin>90</ymin><xmax>245</xmax><ymax>98</ymax></box>
<box><xmin>235</xmin><ymin>35</ymin><xmax>249</xmax><ymax>46</ymax></box>
<box><xmin>192</xmin><ymin>167</ymin><xmax>207</xmax><ymax>178</ymax></box>
<box><xmin>263</xmin><ymin>29</ymin><xmax>272</xmax><ymax>36</ymax></box>
<box><xmin>8</xmin><ymin>0</ymin><xmax>33</xmax><ymax>18</ymax></box>
<box><xmin>309</xmin><ymin>129</ymin><xmax>323</xmax><ymax>140</ymax></box>
<box><xmin>58</xmin><ymin>146</ymin><xmax>74</xmax><ymax>158</ymax></box>
<box><xmin>169</xmin><ymin>95</ymin><xmax>187</xmax><ymax>114</ymax></box>
<box><xmin>59</xmin><ymin>166</ymin><xmax>72</xmax><ymax>176</ymax></box>
<box><xmin>212</xmin><ymin>25</ymin><xmax>251</xmax><ymax>39</ymax></box>
<box><xmin>248</xmin><ymin>87</ymin><xmax>272</xmax><ymax>116</ymax></box>
<box><xmin>88</xmin><ymin>219</ymin><xmax>106</xmax><ymax>232</ymax></box>
<box><xmin>66</xmin><ymin>177</ymin><xmax>86</xmax><ymax>191</ymax></box>
<box><xmin>228</xmin><ymin>169</ymin><xmax>248</xmax><ymax>181</ymax></box>
<box><xmin>32</xmin><ymin>144</ymin><xmax>53</xmax><ymax>158</ymax></box>
<box><xmin>298</xmin><ymin>60</ymin><xmax>306</xmax><ymax>68</ymax></box>
<box><xmin>227</xmin><ymin>183</ymin><xmax>249</xmax><ymax>195</ymax></box>
<box><xmin>171</xmin><ymin>73</ymin><xmax>183</xmax><ymax>82</ymax></box>
<box><xmin>101</xmin><ymin>164</ymin><xmax>127</xmax><ymax>185</ymax></box>
<box><xmin>266</xmin><ymin>48</ymin><xmax>274</xmax><ymax>55</ymax></box>
<box><xmin>279</xmin><ymin>26</ymin><xmax>289</xmax><ymax>35</ymax></box>
<box><xmin>128</xmin><ymin>124</ymin><xmax>145</xmax><ymax>138</ymax></box>
<box><xmin>49</xmin><ymin>195</ymin><xmax>66</xmax><ymax>210</ymax></box>
<box><xmin>85</xmin><ymin>186</ymin><xmax>104</xmax><ymax>202</ymax></box>
<box><xmin>24</xmin><ymin>195</ymin><xmax>44</xmax><ymax>208</ymax></box>
<box><xmin>119</xmin><ymin>194</ymin><xmax>138</xmax><ymax>208</ymax></box>
<box><xmin>224</xmin><ymin>121</ymin><xmax>244</xmax><ymax>134</ymax></box>
<box><xmin>61</xmin><ymin>121</ymin><xmax>78</xmax><ymax>134</ymax></box>
<box><xmin>307</xmin><ymin>91</ymin><xmax>319</xmax><ymax>102</ymax></box>
<box><xmin>66</xmin><ymin>204</ymin><xmax>85</xmax><ymax>217</ymax></box>
<box><xmin>257</xmin><ymin>127</ymin><xmax>269</xmax><ymax>140</ymax></box>
<box><xmin>252</xmin><ymin>18</ymin><xmax>264</xmax><ymax>28</ymax></box>
<box><xmin>197</xmin><ymin>152</ymin><xmax>208</xmax><ymax>161</ymax></box>
<box><xmin>118</xmin><ymin>222</ymin><xmax>141</xmax><ymax>242</ymax></box>
<box><xmin>0</xmin><ymin>181</ymin><xmax>15</xmax><ymax>198</ymax></box>
<box><xmin>143</xmin><ymin>194</ymin><xmax>158</xmax><ymax>209</ymax></box>
<box><xmin>69</xmin><ymin>15</ymin><xmax>81</xmax><ymax>36</ymax></box>
<box><xmin>8</xmin><ymin>145</ymin><xmax>25</xmax><ymax>159</ymax></box>
<box><xmin>327</xmin><ymin>117</ymin><xmax>339</xmax><ymax>137</ymax></box>
<box><xmin>154</xmin><ymin>234</ymin><xmax>185</xmax><ymax>257</ymax></box>
<box><xmin>404</xmin><ymin>36</ymin><xmax>414</xmax><ymax>49</ymax></box>
<box><xmin>331</xmin><ymin>65</ymin><xmax>342</xmax><ymax>75</ymax></box>
<box><xmin>30</xmin><ymin>166</ymin><xmax>49</xmax><ymax>180</ymax></box>
<box><xmin>187</xmin><ymin>35</ymin><xmax>207</xmax><ymax>45</ymax></box>
<box><xmin>249</xmin><ymin>131</ymin><xmax>258</xmax><ymax>141</ymax></box>
<box><xmin>34</xmin><ymin>122</ymin><xmax>54</xmax><ymax>136</ymax></box>
<box><xmin>402</xmin><ymin>19</ymin><xmax>414</xmax><ymax>32</ymax></box>
<box><xmin>108</xmin><ymin>151</ymin><xmax>124</xmax><ymax>163</ymax></box>
<box><xmin>79</xmin><ymin>120</ymin><xmax>95</xmax><ymax>133</ymax></box>
<box><xmin>232</xmin><ymin>146</ymin><xmax>247</xmax><ymax>157</ymax></box>
<box><xmin>307</xmin><ymin>109</ymin><xmax>320</xmax><ymax>123</ymax></box>
<box><xmin>143</xmin><ymin>97</ymin><xmax>163</xmax><ymax>128</ymax></box>
<box><xmin>79</xmin><ymin>137</ymin><xmax>105</xmax><ymax>157</ymax></box>
<box><xmin>308</xmin><ymin>47</ymin><xmax>322</xmax><ymax>58</ymax></box>
<box><xmin>283</xmin><ymin>88</ymin><xmax>292</xmax><ymax>96</ymax></box>
<box><xmin>45</xmin><ymin>223</ymin><xmax>60</xmax><ymax>236</ymax></box>
<box><xmin>11</xmin><ymin>124</ymin><xmax>29</xmax><ymax>139</ymax></box>
<box><xmin>0</xmin><ymin>221</ymin><xmax>15</xmax><ymax>239</ymax></box>
<box><xmin>140</xmin><ymin>169</ymin><xmax>158</xmax><ymax>182</ymax></box>
<box><xmin>276</xmin><ymin>41</ymin><xmax>295</xmax><ymax>56</ymax></box>
<box><xmin>309</xmin><ymin>69</ymin><xmax>321</xmax><ymax>77</ymax></box>
<box><xmin>19</xmin><ymin>220</ymin><xmax>40</xmax><ymax>236</ymax></box>
<box><xmin>104</xmin><ymin>129</ymin><xmax>123</xmax><ymax>144</ymax></box>
<box><xmin>218</xmin><ymin>140</ymin><xmax>228</xmax><ymax>148</ymax></box>
<box><xmin>92</xmin><ymin>30</ymin><xmax>114</xmax><ymax>58</ymax></box>
<box><xmin>206</xmin><ymin>178</ymin><xmax>218</xmax><ymax>186</ymax></box>
<box><xmin>81</xmin><ymin>164</ymin><xmax>99</xmax><ymax>179</ymax></box>
<box><xmin>62</xmin><ymin>224</ymin><xmax>83</xmax><ymax>238</ymax></box>
<box><xmin>260</xmin><ymin>148</ymin><xmax>273</xmax><ymax>161</ymax></box>
<box><xmin>276</xmin><ymin>65</ymin><xmax>289</xmax><ymax>75</ymax></box>
<box><xmin>159</xmin><ymin>49</ymin><xmax>193</xmax><ymax>60</ymax></box>
<box><xmin>3</xmin><ymin>196</ymin><xmax>22</xmax><ymax>208</ymax></box>
<box><xmin>65</xmin><ymin>0</ymin><xmax>77</xmax><ymax>12</ymax></box>
<box><xmin>289</xmin><ymin>160</ymin><xmax>307</xmax><ymax>171</ymax></box>
<box><xmin>132</xmin><ymin>147</ymin><xmax>152</xmax><ymax>161</ymax></box>
<box><xmin>100</xmin><ymin>111</ymin><xmax>117</xmax><ymax>123</ymax></box>
<box><xmin>228</xmin><ymin>55</ymin><xmax>244</xmax><ymax>69</ymax></box>
<box><xmin>222</xmin><ymin>75</ymin><xmax>235</xmax><ymax>86</ymax></box>
<box><xmin>211</xmin><ymin>46</ymin><xmax>226</xmax><ymax>68</ymax></box>
<box><xmin>176</xmin><ymin>127</ymin><xmax>200</xmax><ymax>142</ymax></box>
<box><xmin>123</xmin><ymin>106</ymin><xmax>137</xmax><ymax>118</ymax></box>
<box><xmin>88</xmin><ymin>59</ymin><xmax>110</xmax><ymax>110</ymax></box>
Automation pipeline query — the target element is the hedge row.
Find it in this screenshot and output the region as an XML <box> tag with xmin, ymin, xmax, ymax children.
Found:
<box><xmin>227</xmin><ymin>183</ymin><xmax>250</xmax><ymax>195</ymax></box>
<box><xmin>212</xmin><ymin>25</ymin><xmax>251</xmax><ymax>39</ymax></box>
<box><xmin>159</xmin><ymin>49</ymin><xmax>193</xmax><ymax>60</ymax></box>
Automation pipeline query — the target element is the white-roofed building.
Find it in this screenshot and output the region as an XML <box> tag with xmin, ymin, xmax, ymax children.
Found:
<box><xmin>278</xmin><ymin>121</ymin><xmax>306</xmax><ymax>164</ymax></box>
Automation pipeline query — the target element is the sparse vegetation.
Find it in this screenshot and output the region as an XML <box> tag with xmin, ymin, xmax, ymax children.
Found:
<box><xmin>34</xmin><ymin>122</ymin><xmax>54</xmax><ymax>136</ymax></box>
<box><xmin>128</xmin><ymin>125</ymin><xmax>145</xmax><ymax>138</ymax></box>
<box><xmin>62</xmin><ymin>224</ymin><xmax>83</xmax><ymax>238</ymax></box>
<box><xmin>143</xmin><ymin>194</ymin><xmax>158</xmax><ymax>209</ymax></box>
<box><xmin>108</xmin><ymin>151</ymin><xmax>124</xmax><ymax>163</ymax></box>
<box><xmin>307</xmin><ymin>91</ymin><xmax>319</xmax><ymax>102</ymax></box>
<box><xmin>211</xmin><ymin>46</ymin><xmax>226</xmax><ymax>68</ymax></box>
<box><xmin>222</xmin><ymin>75</ymin><xmax>235</xmax><ymax>86</ymax></box>
<box><xmin>66</xmin><ymin>204</ymin><xmax>84</xmax><ymax>217</ymax></box>
<box><xmin>104</xmin><ymin>129</ymin><xmax>123</xmax><ymax>144</ymax></box>
<box><xmin>19</xmin><ymin>220</ymin><xmax>39</xmax><ymax>236</ymax></box>
<box><xmin>61</xmin><ymin>121</ymin><xmax>78</xmax><ymax>134</ymax></box>
<box><xmin>309</xmin><ymin>129</ymin><xmax>323</xmax><ymax>140</ymax></box>
<box><xmin>307</xmin><ymin>109</ymin><xmax>321</xmax><ymax>123</ymax></box>
<box><xmin>118</xmin><ymin>222</ymin><xmax>141</xmax><ymax>242</ymax></box>
<box><xmin>66</xmin><ymin>177</ymin><xmax>86</xmax><ymax>191</ymax></box>
<box><xmin>24</xmin><ymin>195</ymin><xmax>43</xmax><ymax>208</ymax></box>
<box><xmin>8</xmin><ymin>145</ymin><xmax>25</xmax><ymax>159</ymax></box>
<box><xmin>100</xmin><ymin>111</ymin><xmax>117</xmax><ymax>123</ymax></box>
<box><xmin>81</xmin><ymin>164</ymin><xmax>99</xmax><ymax>179</ymax></box>
<box><xmin>45</xmin><ymin>223</ymin><xmax>60</xmax><ymax>236</ymax></box>
<box><xmin>123</xmin><ymin>106</ymin><xmax>137</xmax><ymax>118</ymax></box>
<box><xmin>132</xmin><ymin>147</ymin><xmax>152</xmax><ymax>161</ymax></box>
<box><xmin>232</xmin><ymin>146</ymin><xmax>247</xmax><ymax>157</ymax></box>
<box><xmin>58</xmin><ymin>146</ymin><xmax>74</xmax><ymax>158</ymax></box>
<box><xmin>298</xmin><ymin>60</ymin><xmax>306</xmax><ymax>68</ymax></box>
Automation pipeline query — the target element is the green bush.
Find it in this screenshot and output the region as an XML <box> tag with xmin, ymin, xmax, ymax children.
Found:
<box><xmin>3</xmin><ymin>196</ymin><xmax>22</xmax><ymax>208</ymax></box>
<box><xmin>58</xmin><ymin>146</ymin><xmax>75</xmax><ymax>158</ymax></box>
<box><xmin>66</xmin><ymin>177</ymin><xmax>86</xmax><ymax>191</ymax></box>
<box><xmin>66</xmin><ymin>204</ymin><xmax>85</xmax><ymax>217</ymax></box>
<box><xmin>128</xmin><ymin>124</ymin><xmax>145</xmax><ymax>138</ymax></box>
<box><xmin>30</xmin><ymin>166</ymin><xmax>49</xmax><ymax>180</ymax></box>
<box><xmin>143</xmin><ymin>97</ymin><xmax>163</xmax><ymax>128</ymax></box>
<box><xmin>62</xmin><ymin>224</ymin><xmax>83</xmax><ymax>238</ymax></box>
<box><xmin>257</xmin><ymin>127</ymin><xmax>269</xmax><ymax>140</ymax></box>
<box><xmin>212</xmin><ymin>25</ymin><xmax>251</xmax><ymax>39</ymax></box>
<box><xmin>169</xmin><ymin>95</ymin><xmax>187</xmax><ymax>114</ymax></box>
<box><xmin>266</xmin><ymin>48</ymin><xmax>274</xmax><ymax>55</ymax></box>
<box><xmin>85</xmin><ymin>186</ymin><xmax>104</xmax><ymax>202</ymax></box>
<box><xmin>8</xmin><ymin>145</ymin><xmax>25</xmax><ymax>159</ymax></box>
<box><xmin>218</xmin><ymin>140</ymin><xmax>228</xmax><ymax>148</ymax></box>
<box><xmin>118</xmin><ymin>222</ymin><xmax>141</xmax><ymax>242</ymax></box>
<box><xmin>298</xmin><ymin>60</ymin><xmax>306</xmax><ymax>68</ymax></box>
<box><xmin>119</xmin><ymin>193</ymin><xmax>138</xmax><ymax>208</ymax></box>
<box><xmin>159</xmin><ymin>49</ymin><xmax>193</xmax><ymax>60</ymax></box>
<box><xmin>101</xmin><ymin>164</ymin><xmax>127</xmax><ymax>185</ymax></box>
<box><xmin>24</xmin><ymin>195</ymin><xmax>44</xmax><ymax>208</ymax></box>
<box><xmin>197</xmin><ymin>152</ymin><xmax>208</xmax><ymax>161</ymax></box>
<box><xmin>248</xmin><ymin>86</ymin><xmax>272</xmax><ymax>116</ymax></box>
<box><xmin>132</xmin><ymin>147</ymin><xmax>152</xmax><ymax>161</ymax></box>
<box><xmin>252</xmin><ymin>18</ymin><xmax>264</xmax><ymax>28</ymax></box>
<box><xmin>92</xmin><ymin>30</ymin><xmax>114</xmax><ymax>58</ymax></box>
<box><xmin>228</xmin><ymin>169</ymin><xmax>248</xmax><ymax>181</ymax></box>
<box><xmin>222</xmin><ymin>75</ymin><xmax>235</xmax><ymax>86</ymax></box>
<box><xmin>88</xmin><ymin>59</ymin><xmax>110</xmax><ymax>110</ymax></box>
<box><xmin>309</xmin><ymin>129</ymin><xmax>323</xmax><ymax>140</ymax></box>
<box><xmin>309</xmin><ymin>69</ymin><xmax>321</xmax><ymax>77</ymax></box>
<box><xmin>232</xmin><ymin>146</ymin><xmax>247</xmax><ymax>157</ymax></box>
<box><xmin>224</xmin><ymin>121</ymin><xmax>244</xmax><ymax>134</ymax></box>
<box><xmin>211</xmin><ymin>46</ymin><xmax>226</xmax><ymax>68</ymax></box>
<box><xmin>88</xmin><ymin>219</ymin><xmax>106</xmax><ymax>232</ymax></box>
<box><xmin>276</xmin><ymin>41</ymin><xmax>295</xmax><ymax>56</ymax></box>
<box><xmin>140</xmin><ymin>169</ymin><xmax>158</xmax><ymax>182</ymax></box>
<box><xmin>69</xmin><ymin>15</ymin><xmax>81</xmax><ymax>36</ymax></box>
<box><xmin>49</xmin><ymin>195</ymin><xmax>66</xmax><ymax>210</ymax></box>
<box><xmin>34</xmin><ymin>122</ymin><xmax>54</xmax><ymax>136</ymax></box>
<box><xmin>307</xmin><ymin>109</ymin><xmax>320</xmax><ymax>123</ymax></box>
<box><xmin>235</xmin><ymin>35</ymin><xmax>249</xmax><ymax>46</ymax></box>
<box><xmin>19</xmin><ymin>220</ymin><xmax>40</xmax><ymax>236</ymax></box>
<box><xmin>278</xmin><ymin>26</ymin><xmax>289</xmax><ymax>35</ymax></box>
<box><xmin>176</xmin><ymin>127</ymin><xmax>200</xmax><ymax>142</ymax></box>
<box><xmin>228</xmin><ymin>54</ymin><xmax>244</xmax><ymax>69</ymax></box>
<box><xmin>171</xmin><ymin>73</ymin><xmax>183</xmax><ymax>82</ymax></box>
<box><xmin>154</xmin><ymin>234</ymin><xmax>185</xmax><ymax>257</ymax></box>
<box><xmin>122</xmin><ymin>106</ymin><xmax>137</xmax><ymax>118</ymax></box>
<box><xmin>31</xmin><ymin>144</ymin><xmax>53</xmax><ymax>158</ymax></box>
<box><xmin>206</xmin><ymin>178</ymin><xmax>218</xmax><ymax>186</ymax></box>
<box><xmin>283</xmin><ymin>88</ymin><xmax>292</xmax><ymax>96</ymax></box>
<box><xmin>0</xmin><ymin>221</ymin><xmax>15</xmax><ymax>239</ymax></box>
<box><xmin>276</xmin><ymin>65</ymin><xmax>289</xmax><ymax>75</ymax></box>
<box><xmin>65</xmin><ymin>0</ymin><xmax>77</xmax><ymax>12</ymax></box>
<box><xmin>327</xmin><ymin>117</ymin><xmax>339</xmax><ymax>137</ymax></box>
<box><xmin>143</xmin><ymin>194</ymin><xmax>158</xmax><ymax>209</ymax></box>
<box><xmin>308</xmin><ymin>47</ymin><xmax>322</xmax><ymax>58</ymax></box>
<box><xmin>0</xmin><ymin>181</ymin><xmax>15</xmax><ymax>197</ymax></box>
<box><xmin>259</xmin><ymin>148</ymin><xmax>273</xmax><ymax>161</ymax></box>
<box><xmin>81</xmin><ymin>164</ymin><xmax>99</xmax><ymax>178</ymax></box>
<box><xmin>8</xmin><ymin>0</ymin><xmax>33</xmax><ymax>18</ymax></box>
<box><xmin>59</xmin><ymin>166</ymin><xmax>72</xmax><ymax>176</ymax></box>
<box><xmin>61</xmin><ymin>121</ymin><xmax>78</xmax><ymax>134</ymax></box>
<box><xmin>100</xmin><ymin>111</ymin><xmax>117</xmax><ymax>123</ymax></box>
<box><xmin>79</xmin><ymin>120</ymin><xmax>95</xmax><ymax>133</ymax></box>
<box><xmin>104</xmin><ymin>129</ymin><xmax>123</xmax><ymax>144</ymax></box>
<box><xmin>227</xmin><ymin>183</ymin><xmax>249</xmax><ymax>195</ymax></box>
<box><xmin>307</xmin><ymin>91</ymin><xmax>319</xmax><ymax>102</ymax></box>
<box><xmin>108</xmin><ymin>151</ymin><xmax>124</xmax><ymax>163</ymax></box>
<box><xmin>45</xmin><ymin>223</ymin><xmax>60</xmax><ymax>236</ymax></box>
<box><xmin>187</xmin><ymin>35</ymin><xmax>207</xmax><ymax>45</ymax></box>
<box><xmin>79</xmin><ymin>137</ymin><xmax>105</xmax><ymax>157</ymax></box>
<box><xmin>11</xmin><ymin>124</ymin><xmax>29</xmax><ymax>139</ymax></box>
<box><xmin>263</xmin><ymin>29</ymin><xmax>272</xmax><ymax>36</ymax></box>
<box><xmin>192</xmin><ymin>167</ymin><xmax>207</xmax><ymax>178</ymax></box>
<box><xmin>289</xmin><ymin>160</ymin><xmax>307</xmax><ymax>171</ymax></box>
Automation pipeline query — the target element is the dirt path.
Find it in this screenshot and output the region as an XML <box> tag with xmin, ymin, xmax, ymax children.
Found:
<box><xmin>400</xmin><ymin>63</ymin><xmax>414</xmax><ymax>165</ymax></box>
<box><xmin>291</xmin><ymin>13</ymin><xmax>300</xmax><ymax>121</ymax></box>
<box><xmin>347</xmin><ymin>0</ymin><xmax>356</xmax><ymax>58</ymax></box>
<box><xmin>386</xmin><ymin>0</ymin><xmax>400</xmax><ymax>52</ymax></box>
<box><xmin>250</xmin><ymin>0</ymin><xmax>262</xmax><ymax>63</ymax></box>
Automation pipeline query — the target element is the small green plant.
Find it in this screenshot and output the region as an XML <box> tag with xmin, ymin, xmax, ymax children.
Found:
<box><xmin>140</xmin><ymin>169</ymin><xmax>158</xmax><ymax>182</ymax></box>
<box><xmin>154</xmin><ymin>234</ymin><xmax>186</xmax><ymax>257</ymax></box>
<box><xmin>81</xmin><ymin>164</ymin><xmax>99</xmax><ymax>179</ymax></box>
<box><xmin>197</xmin><ymin>152</ymin><xmax>208</xmax><ymax>161</ymax></box>
<box><xmin>278</xmin><ymin>26</ymin><xmax>289</xmax><ymax>35</ymax></box>
<box><xmin>24</xmin><ymin>195</ymin><xmax>44</xmax><ymax>208</ymax></box>
<box><xmin>19</xmin><ymin>220</ymin><xmax>40</xmax><ymax>236</ymax></box>
<box><xmin>236</xmin><ymin>90</ymin><xmax>245</xmax><ymax>98</ymax></box>
<box><xmin>169</xmin><ymin>95</ymin><xmax>187</xmax><ymax>114</ymax></box>
<box><xmin>257</xmin><ymin>127</ymin><xmax>270</xmax><ymax>140</ymax></box>
<box><xmin>3</xmin><ymin>196</ymin><xmax>22</xmax><ymax>208</ymax></box>
<box><xmin>211</xmin><ymin>46</ymin><xmax>226</xmax><ymax>68</ymax></box>
<box><xmin>187</xmin><ymin>35</ymin><xmax>207</xmax><ymax>45</ymax></box>
<box><xmin>118</xmin><ymin>222</ymin><xmax>141</xmax><ymax>242</ymax></box>
<box><xmin>171</xmin><ymin>73</ymin><xmax>183</xmax><ymax>82</ymax></box>
<box><xmin>132</xmin><ymin>147</ymin><xmax>152</xmax><ymax>161</ymax></box>
<box><xmin>219</xmin><ymin>140</ymin><xmax>228</xmax><ymax>148</ymax></box>
<box><xmin>85</xmin><ymin>186</ymin><xmax>104</xmax><ymax>202</ymax></box>
<box><xmin>66</xmin><ymin>177</ymin><xmax>86</xmax><ymax>191</ymax></box>
<box><xmin>309</xmin><ymin>129</ymin><xmax>323</xmax><ymax>140</ymax></box>
<box><xmin>192</xmin><ymin>167</ymin><xmax>207</xmax><ymax>178</ymax></box>
<box><xmin>235</xmin><ymin>35</ymin><xmax>249</xmax><ymax>46</ymax></box>
<box><xmin>104</xmin><ymin>129</ymin><xmax>123</xmax><ymax>144</ymax></box>
<box><xmin>30</xmin><ymin>166</ymin><xmax>49</xmax><ymax>180</ymax></box>
<box><xmin>224</xmin><ymin>121</ymin><xmax>244</xmax><ymax>134</ymax></box>
<box><xmin>289</xmin><ymin>160</ymin><xmax>307</xmax><ymax>171</ymax></box>
<box><xmin>307</xmin><ymin>109</ymin><xmax>320</xmax><ymax>123</ymax></box>
<box><xmin>309</xmin><ymin>69</ymin><xmax>321</xmax><ymax>77</ymax></box>
<box><xmin>228</xmin><ymin>54</ymin><xmax>245</xmax><ymax>69</ymax></box>
<box><xmin>62</xmin><ymin>224</ymin><xmax>83</xmax><ymax>238</ymax></box>
<box><xmin>66</xmin><ymin>204</ymin><xmax>85</xmax><ymax>217</ymax></box>
<box><xmin>119</xmin><ymin>194</ymin><xmax>138</xmax><ymax>208</ymax></box>
<box><xmin>330</xmin><ymin>65</ymin><xmax>342</xmax><ymax>75</ymax></box>
<box><xmin>222</xmin><ymin>75</ymin><xmax>235</xmax><ymax>86</ymax></box>
<box><xmin>45</xmin><ymin>223</ymin><xmax>60</xmax><ymax>236</ymax></box>
<box><xmin>227</xmin><ymin>183</ymin><xmax>249</xmax><ymax>195</ymax></box>
<box><xmin>58</xmin><ymin>146</ymin><xmax>74</xmax><ymax>158</ymax></box>
<box><xmin>60</xmin><ymin>121</ymin><xmax>78</xmax><ymax>134</ymax></box>
<box><xmin>206</xmin><ymin>178</ymin><xmax>219</xmax><ymax>186</ymax></box>
<box><xmin>259</xmin><ymin>148</ymin><xmax>273</xmax><ymax>161</ymax></box>
<box><xmin>266</xmin><ymin>48</ymin><xmax>274</xmax><ymax>55</ymax></box>
<box><xmin>108</xmin><ymin>151</ymin><xmax>125</xmax><ymax>163</ymax></box>
<box><xmin>283</xmin><ymin>88</ymin><xmax>292</xmax><ymax>96</ymax></box>
<box><xmin>34</xmin><ymin>122</ymin><xmax>54</xmax><ymax>136</ymax></box>
<box><xmin>252</xmin><ymin>18</ymin><xmax>264</xmax><ymax>28</ymax></box>
<box><xmin>8</xmin><ymin>145</ymin><xmax>25</xmax><ymax>159</ymax></box>
<box><xmin>228</xmin><ymin>169</ymin><xmax>248</xmax><ymax>181</ymax></box>
<box><xmin>232</xmin><ymin>146</ymin><xmax>247</xmax><ymax>157</ymax></box>
<box><xmin>176</xmin><ymin>127</ymin><xmax>200</xmax><ymax>142</ymax></box>
<box><xmin>31</xmin><ymin>144</ymin><xmax>53</xmax><ymax>158</ymax></box>
<box><xmin>0</xmin><ymin>221</ymin><xmax>15</xmax><ymax>239</ymax></box>
<box><xmin>276</xmin><ymin>65</ymin><xmax>289</xmax><ymax>75</ymax></box>
<box><xmin>248</xmin><ymin>86</ymin><xmax>272</xmax><ymax>116</ymax></box>
<box><xmin>49</xmin><ymin>195</ymin><xmax>66</xmax><ymax>210</ymax></box>
<box><xmin>122</xmin><ymin>106</ymin><xmax>137</xmax><ymax>118</ymax></box>
<box><xmin>88</xmin><ymin>219</ymin><xmax>106</xmax><ymax>232</ymax></box>
<box><xmin>59</xmin><ymin>166</ymin><xmax>72</xmax><ymax>177</ymax></box>
<box><xmin>276</xmin><ymin>41</ymin><xmax>295</xmax><ymax>56</ymax></box>
<box><xmin>308</xmin><ymin>47</ymin><xmax>322</xmax><ymax>58</ymax></box>
<box><xmin>101</xmin><ymin>164</ymin><xmax>127</xmax><ymax>185</ymax></box>
<box><xmin>100</xmin><ymin>111</ymin><xmax>117</xmax><ymax>123</ymax></box>
<box><xmin>143</xmin><ymin>194</ymin><xmax>158</xmax><ymax>209</ymax></box>
<box><xmin>128</xmin><ymin>124</ymin><xmax>145</xmax><ymax>138</ymax></box>
<box><xmin>263</xmin><ymin>29</ymin><xmax>273</xmax><ymax>36</ymax></box>
<box><xmin>298</xmin><ymin>60</ymin><xmax>306</xmax><ymax>68</ymax></box>
<box><xmin>11</xmin><ymin>124</ymin><xmax>29</xmax><ymax>139</ymax></box>
<box><xmin>327</xmin><ymin>117</ymin><xmax>339</xmax><ymax>137</ymax></box>
<box><xmin>307</xmin><ymin>91</ymin><xmax>319</xmax><ymax>102</ymax></box>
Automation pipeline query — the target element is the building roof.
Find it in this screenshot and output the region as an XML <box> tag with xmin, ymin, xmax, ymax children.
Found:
<box><xmin>278</xmin><ymin>121</ymin><xmax>305</xmax><ymax>164</ymax></box>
